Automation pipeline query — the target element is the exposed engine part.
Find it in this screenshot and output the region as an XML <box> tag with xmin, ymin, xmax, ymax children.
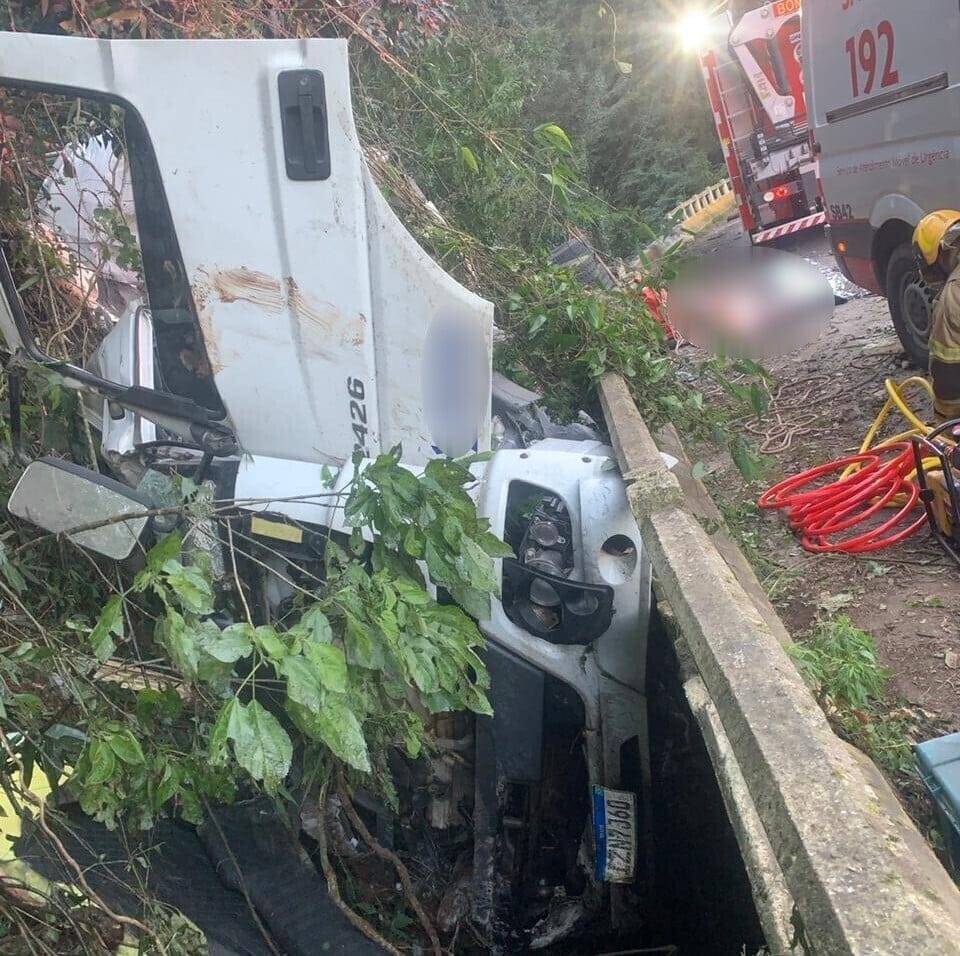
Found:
<box><xmin>426</xmin><ymin>713</ymin><xmax>474</xmax><ymax>831</ymax></box>
<box><xmin>528</xmin><ymin>895</ymin><xmax>590</xmax><ymax>950</ymax></box>
<box><xmin>491</xmin><ymin>371</ymin><xmax>604</xmax><ymax>451</ymax></box>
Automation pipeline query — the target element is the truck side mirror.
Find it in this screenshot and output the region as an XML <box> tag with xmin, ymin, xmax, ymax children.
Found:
<box><xmin>8</xmin><ymin>458</ymin><xmax>152</xmax><ymax>560</ymax></box>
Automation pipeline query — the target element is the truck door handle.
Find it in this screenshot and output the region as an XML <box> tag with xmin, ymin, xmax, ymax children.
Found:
<box><xmin>278</xmin><ymin>70</ymin><xmax>331</xmax><ymax>181</ymax></box>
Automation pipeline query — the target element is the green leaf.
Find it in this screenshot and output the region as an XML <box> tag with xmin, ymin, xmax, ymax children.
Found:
<box><xmin>0</xmin><ymin>539</ymin><xmax>26</xmax><ymax>594</ymax></box>
<box><xmin>160</xmin><ymin>609</ymin><xmax>200</xmax><ymax>681</ymax></box>
<box><xmin>424</xmin><ymin>458</ymin><xmax>473</xmax><ymax>493</ymax></box>
<box><xmin>194</xmin><ymin>620</ymin><xmax>237</xmax><ymax>693</ymax></box>
<box><xmin>400</xmin><ymin>639</ymin><xmax>439</xmax><ymax>694</ymax></box>
<box><xmin>304</xmin><ymin>642</ymin><xmax>348</xmax><ymax>693</ymax></box>
<box><xmin>280</xmin><ymin>655</ymin><xmax>325</xmax><ymax>714</ymax></box>
<box><xmin>212</xmin><ymin>698</ymin><xmax>292</xmax><ymax>792</ymax></box>
<box><xmin>147</xmin><ymin>533</ymin><xmax>183</xmax><ymax>573</ymax></box>
<box><xmin>477</xmin><ymin>531</ymin><xmax>514</xmax><ymax>559</ymax></box>
<box><xmin>349</xmin><ymin>526</ymin><xmax>366</xmax><ymax>556</ymax></box>
<box><xmin>288</xmin><ymin>696</ymin><xmax>370</xmax><ymax>773</ymax></box>
<box><xmin>204</xmin><ymin>623</ymin><xmax>254</xmax><ymax>663</ymax></box>
<box><xmin>162</xmin><ymin>561</ymin><xmax>215</xmax><ymax>615</ymax></box>
<box><xmin>458</xmin><ymin>144</ymin><xmax>480</xmax><ymax>175</ymax></box>
<box><xmin>253</xmin><ymin>625</ymin><xmax>287</xmax><ymax>661</ymax></box>
<box><xmin>528</xmin><ymin>314</ymin><xmax>548</xmax><ymax>338</ymax></box>
<box><xmin>344</xmin><ymin>614</ymin><xmax>387</xmax><ymax>670</ymax></box>
<box><xmin>90</xmin><ymin>594</ymin><xmax>124</xmax><ymax>661</ymax></box>
<box><xmin>401</xmin><ymin>715</ymin><xmax>424</xmax><ymax>759</ymax></box>
<box><xmin>86</xmin><ymin>740</ymin><xmax>117</xmax><ymax>786</ymax></box>
<box><xmin>154</xmin><ymin>758</ymin><xmax>181</xmax><ymax>810</ymax></box>
<box><xmin>403</xmin><ymin>525</ymin><xmax>424</xmax><ymax>558</ymax></box>
<box><xmin>16</xmin><ymin>274</ymin><xmax>40</xmax><ymax>293</ymax></box>
<box><xmin>228</xmin><ymin>699</ymin><xmax>292</xmax><ymax>792</ymax></box>
<box><xmin>456</xmin><ymin>535</ymin><xmax>500</xmax><ymax>596</ymax></box>
<box><xmin>301</xmin><ymin>606</ymin><xmax>333</xmax><ymax>644</ymax></box>
<box><xmin>442</xmin><ymin>517</ymin><xmax>463</xmax><ymax>548</ymax></box>
<box><xmin>586</xmin><ymin>298</ymin><xmax>604</xmax><ymax>331</ymax></box>
<box><xmin>210</xmin><ymin>697</ymin><xmax>239</xmax><ymax>764</ymax></box>
<box><xmin>106</xmin><ymin>729</ymin><xmax>145</xmax><ymax>766</ymax></box>
<box><xmin>425</xmin><ymin>539</ymin><xmax>457</xmax><ymax>587</ymax></box>
<box><xmin>136</xmin><ymin>687</ymin><xmax>182</xmax><ymax>722</ymax></box>
<box><xmin>456</xmin><ymin>451</ymin><xmax>494</xmax><ymax>467</ymax></box>
<box><xmin>730</xmin><ymin>434</ymin><xmax>764</xmax><ymax>482</ymax></box>
<box><xmin>449</xmin><ymin>583</ymin><xmax>491</xmax><ymax>620</ymax></box>
<box><xmin>749</xmin><ymin>382</ymin><xmax>770</xmax><ymax>420</ymax></box>
<box><xmin>395</xmin><ymin>578</ymin><xmax>432</xmax><ymax>606</ymax></box>
<box><xmin>535</xmin><ymin>123</ymin><xmax>573</xmax><ymax>154</ymax></box>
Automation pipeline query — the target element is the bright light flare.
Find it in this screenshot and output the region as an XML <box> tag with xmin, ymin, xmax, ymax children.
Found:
<box><xmin>676</xmin><ymin>9</ymin><xmax>715</xmax><ymax>54</ymax></box>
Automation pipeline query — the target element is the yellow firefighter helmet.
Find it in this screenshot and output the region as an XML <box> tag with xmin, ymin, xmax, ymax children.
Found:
<box><xmin>914</xmin><ymin>210</ymin><xmax>960</xmax><ymax>267</ymax></box>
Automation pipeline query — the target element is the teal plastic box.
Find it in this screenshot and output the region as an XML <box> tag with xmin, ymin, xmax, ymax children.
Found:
<box><xmin>915</xmin><ymin>732</ymin><xmax>960</xmax><ymax>878</ymax></box>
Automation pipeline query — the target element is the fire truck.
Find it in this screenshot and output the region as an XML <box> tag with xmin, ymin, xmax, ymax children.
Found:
<box><xmin>698</xmin><ymin>0</ymin><xmax>825</xmax><ymax>244</ymax></box>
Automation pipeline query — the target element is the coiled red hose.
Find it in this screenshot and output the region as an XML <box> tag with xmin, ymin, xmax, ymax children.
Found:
<box><xmin>759</xmin><ymin>442</ymin><xmax>927</xmax><ymax>554</ymax></box>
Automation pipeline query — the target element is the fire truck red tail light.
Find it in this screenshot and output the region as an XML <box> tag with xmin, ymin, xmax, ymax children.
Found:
<box><xmin>764</xmin><ymin>186</ymin><xmax>792</xmax><ymax>204</ymax></box>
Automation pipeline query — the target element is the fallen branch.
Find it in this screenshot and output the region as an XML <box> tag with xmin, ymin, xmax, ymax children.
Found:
<box><xmin>316</xmin><ymin>779</ymin><xmax>401</xmax><ymax>956</ymax></box>
<box><xmin>338</xmin><ymin>775</ymin><xmax>443</xmax><ymax>956</ymax></box>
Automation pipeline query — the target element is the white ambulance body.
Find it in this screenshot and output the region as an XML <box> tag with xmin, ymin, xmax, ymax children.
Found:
<box><xmin>803</xmin><ymin>0</ymin><xmax>960</xmax><ymax>364</ymax></box>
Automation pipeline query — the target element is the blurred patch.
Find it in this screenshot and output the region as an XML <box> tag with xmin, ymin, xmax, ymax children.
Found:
<box><xmin>667</xmin><ymin>248</ymin><xmax>834</xmax><ymax>358</ymax></box>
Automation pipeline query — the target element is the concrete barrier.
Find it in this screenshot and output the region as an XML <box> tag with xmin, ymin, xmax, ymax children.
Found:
<box><xmin>599</xmin><ymin>373</ymin><xmax>960</xmax><ymax>956</ymax></box>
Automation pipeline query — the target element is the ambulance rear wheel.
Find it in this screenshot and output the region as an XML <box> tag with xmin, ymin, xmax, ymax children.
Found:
<box><xmin>887</xmin><ymin>243</ymin><xmax>934</xmax><ymax>368</ymax></box>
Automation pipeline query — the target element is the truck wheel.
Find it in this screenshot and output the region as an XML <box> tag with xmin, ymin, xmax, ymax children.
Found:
<box><xmin>886</xmin><ymin>243</ymin><xmax>934</xmax><ymax>367</ymax></box>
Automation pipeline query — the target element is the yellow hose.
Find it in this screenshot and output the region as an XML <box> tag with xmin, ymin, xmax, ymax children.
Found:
<box><xmin>855</xmin><ymin>377</ymin><xmax>933</xmax><ymax>455</ymax></box>
<box><xmin>839</xmin><ymin>377</ymin><xmax>944</xmax><ymax>504</ymax></box>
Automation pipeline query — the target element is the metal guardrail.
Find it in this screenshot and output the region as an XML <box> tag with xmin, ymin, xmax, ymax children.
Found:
<box><xmin>668</xmin><ymin>178</ymin><xmax>733</xmax><ymax>223</ymax></box>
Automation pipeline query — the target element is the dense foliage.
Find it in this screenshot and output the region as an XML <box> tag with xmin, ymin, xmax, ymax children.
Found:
<box><xmin>355</xmin><ymin>0</ymin><xmax>724</xmax><ymax>253</ymax></box>
<box><xmin>2</xmin><ymin>449</ymin><xmax>507</xmax><ymax>833</ymax></box>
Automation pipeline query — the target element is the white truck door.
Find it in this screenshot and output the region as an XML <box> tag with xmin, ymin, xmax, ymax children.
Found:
<box><xmin>806</xmin><ymin>0</ymin><xmax>960</xmax><ymax>256</ymax></box>
<box><xmin>0</xmin><ymin>33</ymin><xmax>493</xmax><ymax>467</ymax></box>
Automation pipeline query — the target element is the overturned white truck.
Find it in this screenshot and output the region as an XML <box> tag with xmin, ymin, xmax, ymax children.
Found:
<box><xmin>0</xmin><ymin>33</ymin><xmax>652</xmax><ymax>952</ymax></box>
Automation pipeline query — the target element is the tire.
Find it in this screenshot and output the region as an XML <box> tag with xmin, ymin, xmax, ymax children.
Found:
<box><xmin>886</xmin><ymin>242</ymin><xmax>936</xmax><ymax>368</ymax></box>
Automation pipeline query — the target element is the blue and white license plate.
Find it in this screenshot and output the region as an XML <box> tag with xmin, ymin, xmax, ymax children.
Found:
<box><xmin>592</xmin><ymin>785</ymin><xmax>637</xmax><ymax>883</ymax></box>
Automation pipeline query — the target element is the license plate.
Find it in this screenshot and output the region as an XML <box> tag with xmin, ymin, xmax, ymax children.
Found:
<box><xmin>592</xmin><ymin>785</ymin><xmax>636</xmax><ymax>883</ymax></box>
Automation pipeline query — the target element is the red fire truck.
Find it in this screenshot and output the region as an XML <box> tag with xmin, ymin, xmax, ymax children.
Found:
<box><xmin>697</xmin><ymin>0</ymin><xmax>825</xmax><ymax>244</ymax></box>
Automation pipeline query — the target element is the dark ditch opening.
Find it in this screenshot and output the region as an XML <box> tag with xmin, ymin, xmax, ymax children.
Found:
<box><xmin>538</xmin><ymin>601</ymin><xmax>768</xmax><ymax>956</ymax></box>
<box><xmin>638</xmin><ymin>602</ymin><xmax>768</xmax><ymax>956</ymax></box>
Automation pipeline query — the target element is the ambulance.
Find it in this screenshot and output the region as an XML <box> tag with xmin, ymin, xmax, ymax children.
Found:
<box><xmin>803</xmin><ymin>0</ymin><xmax>960</xmax><ymax>364</ymax></box>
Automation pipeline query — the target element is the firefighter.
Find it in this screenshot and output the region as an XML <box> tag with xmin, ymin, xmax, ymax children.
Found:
<box><xmin>914</xmin><ymin>210</ymin><xmax>960</xmax><ymax>423</ymax></box>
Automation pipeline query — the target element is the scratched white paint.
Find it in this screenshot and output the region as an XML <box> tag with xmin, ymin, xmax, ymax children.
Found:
<box><xmin>0</xmin><ymin>34</ymin><xmax>493</xmax><ymax>466</ymax></box>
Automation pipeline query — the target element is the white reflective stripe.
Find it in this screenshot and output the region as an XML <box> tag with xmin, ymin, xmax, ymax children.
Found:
<box><xmin>752</xmin><ymin>212</ymin><xmax>826</xmax><ymax>244</ymax></box>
